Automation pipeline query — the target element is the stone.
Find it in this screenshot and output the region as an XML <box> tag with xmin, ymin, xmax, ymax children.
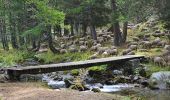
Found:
<box><xmin>112</xmin><ymin>70</ymin><xmax>123</xmax><ymax>75</ymax></box>
<box><xmin>122</xmin><ymin>49</ymin><xmax>132</xmax><ymax>55</ymax></box>
<box><xmin>140</xmin><ymin>80</ymin><xmax>149</xmax><ymax>87</ymax></box>
<box><xmin>80</xmin><ymin>45</ymin><xmax>88</xmax><ymax>52</ymax></box>
<box><xmin>60</xmin><ymin>49</ymin><xmax>67</xmax><ymax>54</ymax></box>
<box><xmin>91</xmin><ymin>88</ymin><xmax>101</xmax><ymax>92</ymax></box>
<box><xmin>149</xmin><ymin>71</ymin><xmax>170</xmax><ymax>89</ymax></box>
<box><xmin>48</xmin><ymin>80</ymin><xmax>65</xmax><ymax>89</ymax></box>
<box><xmin>154</xmin><ymin>57</ymin><xmax>166</xmax><ymax>66</ymax></box>
<box><xmin>129</xmin><ymin>45</ymin><xmax>137</xmax><ymax>51</ymax></box>
<box><xmin>60</xmin><ymin>44</ymin><xmax>67</xmax><ymax>49</ymax></box>
<box><xmin>69</xmin><ymin>47</ymin><xmax>78</xmax><ymax>53</ymax></box>
<box><xmin>90</xmin><ymin>46</ymin><xmax>97</xmax><ymax>51</ymax></box>
<box><xmin>64</xmin><ymin>79</ymin><xmax>74</xmax><ymax>88</ymax></box>
<box><xmin>141</xmin><ymin>41</ymin><xmax>152</xmax><ymax>49</ymax></box>
<box><xmin>98</xmin><ymin>47</ymin><xmax>108</xmax><ymax>54</ymax></box>
<box><xmin>79</xmin><ymin>41</ymin><xmax>85</xmax><ymax>45</ymax></box>
<box><xmin>89</xmin><ymin>53</ymin><xmax>98</xmax><ymax>59</ymax></box>
<box><xmin>152</xmin><ymin>37</ymin><xmax>161</xmax><ymax>46</ymax></box>
<box><xmin>127</xmin><ymin>51</ymin><xmax>135</xmax><ymax>55</ymax></box>
<box><xmin>133</xmin><ymin>37</ymin><xmax>140</xmax><ymax>42</ymax></box>
<box><xmin>164</xmin><ymin>45</ymin><xmax>170</xmax><ymax>51</ymax></box>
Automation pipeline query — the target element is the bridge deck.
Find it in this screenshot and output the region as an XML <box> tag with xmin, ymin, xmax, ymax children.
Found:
<box><xmin>5</xmin><ymin>55</ymin><xmax>144</xmax><ymax>80</ymax></box>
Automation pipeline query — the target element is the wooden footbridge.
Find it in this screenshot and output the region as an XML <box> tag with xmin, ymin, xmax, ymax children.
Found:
<box><xmin>3</xmin><ymin>55</ymin><xmax>144</xmax><ymax>80</ymax></box>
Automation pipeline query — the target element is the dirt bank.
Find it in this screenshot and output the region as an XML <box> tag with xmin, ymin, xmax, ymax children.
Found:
<box><xmin>0</xmin><ymin>82</ymin><xmax>124</xmax><ymax>100</ymax></box>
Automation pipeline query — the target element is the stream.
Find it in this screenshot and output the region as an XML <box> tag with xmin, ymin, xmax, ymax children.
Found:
<box><xmin>41</xmin><ymin>71</ymin><xmax>170</xmax><ymax>100</ymax></box>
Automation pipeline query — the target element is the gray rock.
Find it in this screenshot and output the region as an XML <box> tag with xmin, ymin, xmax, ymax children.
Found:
<box><xmin>69</xmin><ymin>47</ymin><xmax>78</xmax><ymax>53</ymax></box>
<box><xmin>122</xmin><ymin>49</ymin><xmax>132</xmax><ymax>55</ymax></box>
<box><xmin>91</xmin><ymin>88</ymin><xmax>101</xmax><ymax>92</ymax></box>
<box><xmin>90</xmin><ymin>46</ymin><xmax>98</xmax><ymax>51</ymax></box>
<box><xmin>113</xmin><ymin>70</ymin><xmax>123</xmax><ymax>75</ymax></box>
<box><xmin>80</xmin><ymin>45</ymin><xmax>88</xmax><ymax>52</ymax></box>
<box><xmin>89</xmin><ymin>53</ymin><xmax>98</xmax><ymax>59</ymax></box>
<box><xmin>149</xmin><ymin>71</ymin><xmax>170</xmax><ymax>89</ymax></box>
<box><xmin>60</xmin><ymin>44</ymin><xmax>67</xmax><ymax>49</ymax></box>
<box><xmin>164</xmin><ymin>45</ymin><xmax>170</xmax><ymax>51</ymax></box>
<box><xmin>60</xmin><ymin>49</ymin><xmax>67</xmax><ymax>54</ymax></box>
<box><xmin>48</xmin><ymin>80</ymin><xmax>65</xmax><ymax>89</ymax></box>
<box><xmin>127</xmin><ymin>51</ymin><xmax>135</xmax><ymax>55</ymax></box>
<box><xmin>154</xmin><ymin>57</ymin><xmax>166</xmax><ymax>66</ymax></box>
<box><xmin>129</xmin><ymin>45</ymin><xmax>137</xmax><ymax>51</ymax></box>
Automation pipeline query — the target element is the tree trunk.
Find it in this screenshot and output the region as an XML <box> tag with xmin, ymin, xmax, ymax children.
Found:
<box><xmin>47</xmin><ymin>25</ymin><xmax>59</xmax><ymax>53</ymax></box>
<box><xmin>0</xmin><ymin>19</ymin><xmax>9</xmax><ymax>50</ymax></box>
<box><xmin>122</xmin><ymin>21</ymin><xmax>128</xmax><ymax>43</ymax></box>
<box><xmin>111</xmin><ymin>0</ymin><xmax>122</xmax><ymax>46</ymax></box>
<box><xmin>113</xmin><ymin>22</ymin><xmax>121</xmax><ymax>46</ymax></box>
<box><xmin>71</xmin><ymin>23</ymin><xmax>74</xmax><ymax>36</ymax></box>
<box><xmin>9</xmin><ymin>13</ymin><xmax>18</xmax><ymax>49</ymax></box>
<box><xmin>74</xmin><ymin>21</ymin><xmax>79</xmax><ymax>35</ymax></box>
<box><xmin>89</xmin><ymin>8</ymin><xmax>97</xmax><ymax>40</ymax></box>
<box><xmin>107</xmin><ymin>25</ymin><xmax>114</xmax><ymax>32</ymax></box>
<box><xmin>90</xmin><ymin>24</ymin><xmax>97</xmax><ymax>40</ymax></box>
<box><xmin>82</xmin><ymin>24</ymin><xmax>87</xmax><ymax>36</ymax></box>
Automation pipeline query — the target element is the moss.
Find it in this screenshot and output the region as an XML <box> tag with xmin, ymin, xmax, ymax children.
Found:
<box><xmin>71</xmin><ymin>69</ymin><xmax>79</xmax><ymax>76</ymax></box>
<box><xmin>88</xmin><ymin>65</ymin><xmax>107</xmax><ymax>71</ymax></box>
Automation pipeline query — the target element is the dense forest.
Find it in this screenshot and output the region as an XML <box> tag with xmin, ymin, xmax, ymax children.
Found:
<box><xmin>0</xmin><ymin>0</ymin><xmax>169</xmax><ymax>51</ymax></box>
<box><xmin>0</xmin><ymin>0</ymin><xmax>170</xmax><ymax>100</ymax></box>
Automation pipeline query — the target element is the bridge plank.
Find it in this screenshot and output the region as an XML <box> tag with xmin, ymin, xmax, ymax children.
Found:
<box><xmin>4</xmin><ymin>55</ymin><xmax>144</xmax><ymax>80</ymax></box>
<box><xmin>7</xmin><ymin>55</ymin><xmax>144</xmax><ymax>70</ymax></box>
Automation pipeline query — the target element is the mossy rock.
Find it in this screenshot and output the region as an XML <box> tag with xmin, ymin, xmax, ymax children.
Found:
<box><xmin>91</xmin><ymin>88</ymin><xmax>101</xmax><ymax>93</ymax></box>
<box><xmin>69</xmin><ymin>83</ymin><xmax>86</xmax><ymax>91</ymax></box>
<box><xmin>71</xmin><ymin>70</ymin><xmax>79</xmax><ymax>76</ymax></box>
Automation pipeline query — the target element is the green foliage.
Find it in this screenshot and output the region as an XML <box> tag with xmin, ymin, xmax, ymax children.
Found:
<box><xmin>0</xmin><ymin>50</ymin><xmax>35</xmax><ymax>67</ymax></box>
<box><xmin>36</xmin><ymin>51</ymin><xmax>93</xmax><ymax>64</ymax></box>
<box><xmin>27</xmin><ymin>0</ymin><xmax>65</xmax><ymax>26</ymax></box>
<box><xmin>71</xmin><ymin>69</ymin><xmax>79</xmax><ymax>76</ymax></box>
<box><xmin>142</xmin><ymin>62</ymin><xmax>170</xmax><ymax>77</ymax></box>
<box><xmin>88</xmin><ymin>65</ymin><xmax>107</xmax><ymax>71</ymax></box>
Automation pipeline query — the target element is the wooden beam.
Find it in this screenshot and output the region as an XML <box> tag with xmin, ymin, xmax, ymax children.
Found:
<box><xmin>4</xmin><ymin>55</ymin><xmax>144</xmax><ymax>80</ymax></box>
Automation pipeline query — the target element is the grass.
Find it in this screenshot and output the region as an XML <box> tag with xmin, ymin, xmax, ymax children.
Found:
<box><xmin>0</xmin><ymin>50</ymin><xmax>35</xmax><ymax>68</ymax></box>
<box><xmin>36</xmin><ymin>50</ymin><xmax>93</xmax><ymax>64</ymax></box>
<box><xmin>142</xmin><ymin>62</ymin><xmax>170</xmax><ymax>77</ymax></box>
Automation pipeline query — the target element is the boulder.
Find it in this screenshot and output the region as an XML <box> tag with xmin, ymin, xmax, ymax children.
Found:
<box><xmin>149</xmin><ymin>71</ymin><xmax>170</xmax><ymax>89</ymax></box>
<box><xmin>153</xmin><ymin>57</ymin><xmax>166</xmax><ymax>66</ymax></box>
